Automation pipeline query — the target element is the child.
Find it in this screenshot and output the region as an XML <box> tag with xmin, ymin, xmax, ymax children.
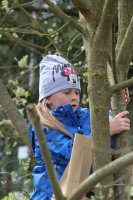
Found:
<box><xmin>29</xmin><ymin>55</ymin><xmax>130</xmax><ymax>200</ymax></box>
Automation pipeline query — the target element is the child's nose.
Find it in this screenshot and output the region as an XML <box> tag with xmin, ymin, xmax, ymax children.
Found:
<box><xmin>71</xmin><ymin>92</ymin><xmax>77</xmax><ymax>100</ymax></box>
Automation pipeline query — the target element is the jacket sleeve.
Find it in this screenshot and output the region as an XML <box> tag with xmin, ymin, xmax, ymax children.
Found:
<box><xmin>29</xmin><ymin>123</ymin><xmax>73</xmax><ymax>165</ymax></box>
<box><xmin>46</xmin><ymin>128</ymin><xmax>73</xmax><ymax>163</ymax></box>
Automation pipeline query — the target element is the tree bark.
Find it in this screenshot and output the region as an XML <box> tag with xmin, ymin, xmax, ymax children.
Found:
<box><xmin>111</xmin><ymin>1</ymin><xmax>133</xmax><ymax>199</ymax></box>
<box><xmin>77</xmin><ymin>0</ymin><xmax>118</xmax><ymax>198</ymax></box>
<box><xmin>0</xmin><ymin>79</ymin><xmax>31</xmax><ymax>148</ymax></box>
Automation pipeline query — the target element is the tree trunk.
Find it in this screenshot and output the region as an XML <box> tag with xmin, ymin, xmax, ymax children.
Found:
<box><xmin>77</xmin><ymin>1</ymin><xmax>118</xmax><ymax>198</ymax></box>
<box><xmin>111</xmin><ymin>1</ymin><xmax>133</xmax><ymax>199</ymax></box>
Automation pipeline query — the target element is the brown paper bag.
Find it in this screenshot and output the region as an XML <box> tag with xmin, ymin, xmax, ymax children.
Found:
<box><xmin>52</xmin><ymin>134</ymin><xmax>92</xmax><ymax>200</ymax></box>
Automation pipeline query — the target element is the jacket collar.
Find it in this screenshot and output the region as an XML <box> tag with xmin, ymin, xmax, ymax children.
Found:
<box><xmin>51</xmin><ymin>103</ymin><xmax>78</xmax><ymax>115</ymax></box>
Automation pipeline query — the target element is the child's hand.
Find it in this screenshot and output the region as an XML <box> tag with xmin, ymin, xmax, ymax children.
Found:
<box><xmin>110</xmin><ymin>111</ymin><xmax>130</xmax><ymax>136</ymax></box>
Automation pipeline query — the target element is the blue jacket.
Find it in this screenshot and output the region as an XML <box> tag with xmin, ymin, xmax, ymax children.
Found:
<box><xmin>29</xmin><ymin>104</ymin><xmax>91</xmax><ymax>200</ymax></box>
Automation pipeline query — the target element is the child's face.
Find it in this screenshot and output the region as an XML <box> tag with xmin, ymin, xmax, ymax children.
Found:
<box><xmin>46</xmin><ymin>88</ymin><xmax>80</xmax><ymax>111</ymax></box>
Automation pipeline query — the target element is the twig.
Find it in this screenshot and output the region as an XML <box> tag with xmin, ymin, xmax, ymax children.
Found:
<box><xmin>42</xmin><ymin>0</ymin><xmax>88</xmax><ymax>39</ymax></box>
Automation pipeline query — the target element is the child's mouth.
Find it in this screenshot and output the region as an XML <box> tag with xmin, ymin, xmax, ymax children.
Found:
<box><xmin>71</xmin><ymin>105</ymin><xmax>77</xmax><ymax>110</ymax></box>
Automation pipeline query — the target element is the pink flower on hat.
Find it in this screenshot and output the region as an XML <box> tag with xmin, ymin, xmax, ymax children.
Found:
<box><xmin>64</xmin><ymin>67</ymin><xmax>76</xmax><ymax>75</ymax></box>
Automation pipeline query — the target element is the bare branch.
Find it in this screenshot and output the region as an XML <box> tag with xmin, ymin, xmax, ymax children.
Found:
<box><xmin>97</xmin><ymin>0</ymin><xmax>118</xmax><ymax>42</ymax></box>
<box><xmin>71</xmin><ymin>0</ymin><xmax>90</xmax><ymax>9</ymax></box>
<box><xmin>3</xmin><ymin>33</ymin><xmax>43</xmax><ymax>55</ymax></box>
<box><xmin>42</xmin><ymin>0</ymin><xmax>87</xmax><ymax>38</ymax></box>
<box><xmin>110</xmin><ymin>78</ymin><xmax>133</xmax><ymax>94</ymax></box>
<box><xmin>0</xmin><ymin>79</ymin><xmax>31</xmax><ymax>148</ymax></box>
<box><xmin>0</xmin><ymin>27</ymin><xmax>43</xmax><ymax>37</ymax></box>
<box><xmin>116</xmin><ymin>16</ymin><xmax>133</xmax><ymax>66</ymax></box>
<box><xmin>27</xmin><ymin>104</ymin><xmax>66</xmax><ymax>200</ymax></box>
<box><xmin>68</xmin><ymin>151</ymin><xmax>133</xmax><ymax>200</ymax></box>
<box><xmin>0</xmin><ymin>22</ymin><xmax>70</xmax><ymax>37</ymax></box>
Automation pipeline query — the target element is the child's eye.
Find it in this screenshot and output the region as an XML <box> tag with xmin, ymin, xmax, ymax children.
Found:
<box><xmin>75</xmin><ymin>91</ymin><xmax>80</xmax><ymax>95</ymax></box>
<box><xmin>63</xmin><ymin>89</ymin><xmax>80</xmax><ymax>95</ymax></box>
<box><xmin>64</xmin><ymin>91</ymin><xmax>70</xmax><ymax>95</ymax></box>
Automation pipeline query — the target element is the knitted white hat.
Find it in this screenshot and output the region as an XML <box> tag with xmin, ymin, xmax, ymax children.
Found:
<box><xmin>39</xmin><ymin>55</ymin><xmax>80</xmax><ymax>102</ymax></box>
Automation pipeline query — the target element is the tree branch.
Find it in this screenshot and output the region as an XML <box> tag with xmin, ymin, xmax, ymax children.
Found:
<box><xmin>110</xmin><ymin>78</ymin><xmax>133</xmax><ymax>94</ymax></box>
<box><xmin>68</xmin><ymin>151</ymin><xmax>133</xmax><ymax>200</ymax></box>
<box><xmin>0</xmin><ymin>27</ymin><xmax>43</xmax><ymax>36</ymax></box>
<box><xmin>42</xmin><ymin>0</ymin><xmax>87</xmax><ymax>38</ymax></box>
<box><xmin>97</xmin><ymin>0</ymin><xmax>118</xmax><ymax>42</ymax></box>
<box><xmin>27</xmin><ymin>104</ymin><xmax>66</xmax><ymax>200</ymax></box>
<box><xmin>3</xmin><ymin>33</ymin><xmax>43</xmax><ymax>55</ymax></box>
<box><xmin>0</xmin><ymin>79</ymin><xmax>31</xmax><ymax>148</ymax></box>
<box><xmin>116</xmin><ymin>16</ymin><xmax>133</xmax><ymax>66</ymax></box>
<box><xmin>71</xmin><ymin>0</ymin><xmax>90</xmax><ymax>9</ymax></box>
